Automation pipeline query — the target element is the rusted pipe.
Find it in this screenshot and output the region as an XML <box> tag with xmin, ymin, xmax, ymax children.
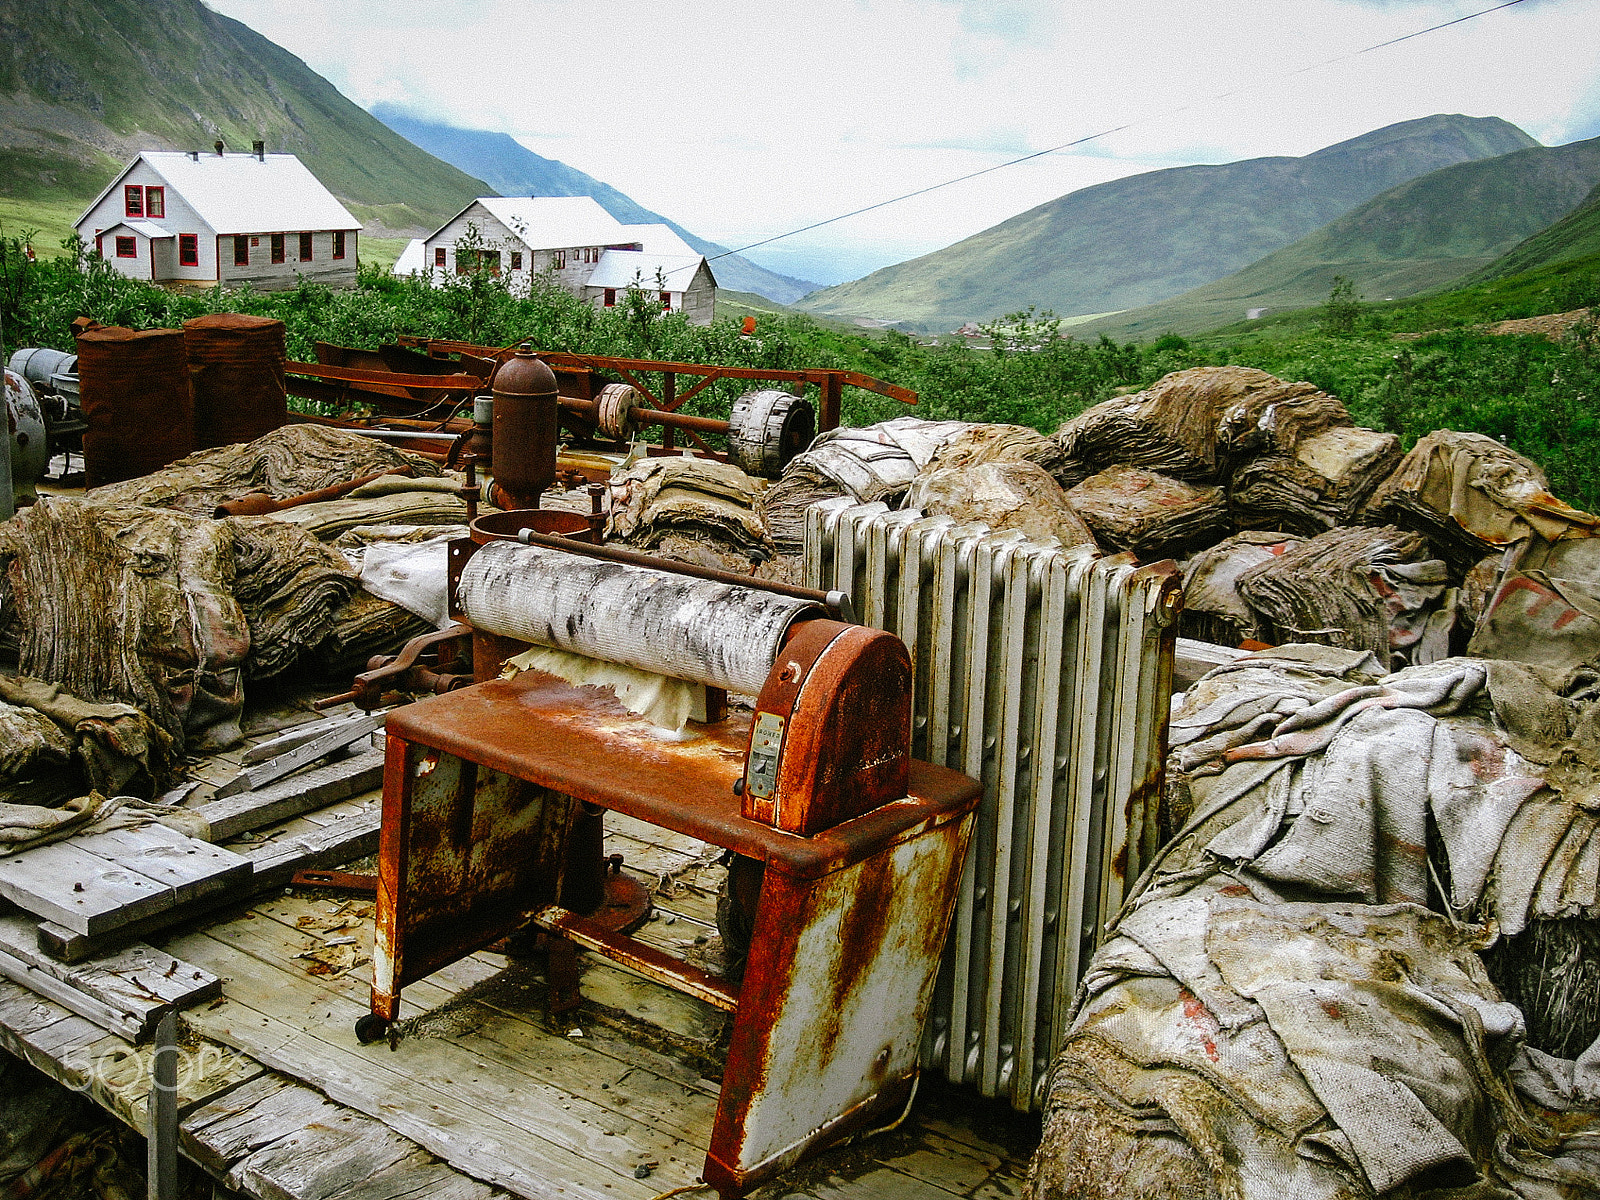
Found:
<box><xmin>491</xmin><ymin>345</ymin><xmax>559</xmax><ymax>510</ymax></box>
<box><xmin>558</xmin><ymin>394</ymin><xmax>730</xmax><ymax>436</ymax></box>
<box><xmin>213</xmin><ymin>466</ymin><xmax>414</xmax><ymax>518</ymax></box>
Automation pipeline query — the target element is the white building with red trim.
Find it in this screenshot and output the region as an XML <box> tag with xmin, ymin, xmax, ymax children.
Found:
<box><xmin>75</xmin><ymin>146</ymin><xmax>362</xmax><ymax>290</ymax></box>
<box><xmin>416</xmin><ymin>197</ymin><xmax>716</xmax><ymax>324</ymax></box>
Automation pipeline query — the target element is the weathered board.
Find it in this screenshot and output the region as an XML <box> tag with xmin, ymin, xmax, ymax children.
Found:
<box><xmin>192</xmin><ymin>749</ymin><xmax>386</xmax><ymax>840</ymax></box>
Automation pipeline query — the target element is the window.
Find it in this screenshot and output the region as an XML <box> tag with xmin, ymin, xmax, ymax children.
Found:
<box><xmin>510</xmin><ymin>251</ymin><xmax>522</xmax><ymax>270</ymax></box>
<box><xmin>145</xmin><ymin>187</ymin><xmax>164</xmax><ymax>219</ymax></box>
<box><xmin>115</xmin><ymin>236</ymin><xmax>137</xmax><ymax>258</ymax></box>
<box><xmin>434</xmin><ymin>247</ymin><xmax>446</xmax><ymax>267</ymax></box>
<box><xmin>234</xmin><ymin>235</ymin><xmax>249</xmax><ymax>266</ymax></box>
<box><xmin>179</xmin><ymin>234</ymin><xmax>198</xmax><ymax>266</ymax></box>
<box><xmin>270</xmin><ymin>233</ymin><xmax>285</xmax><ymax>264</ymax></box>
<box><xmin>554</xmin><ymin>250</ymin><xmax>566</xmax><ymax>269</ymax></box>
<box><xmin>332</xmin><ymin>231</ymin><xmax>345</xmax><ymax>259</ymax></box>
<box><xmin>603</xmin><ymin>288</ymin><xmax>616</xmax><ymax>307</ymax></box>
<box><xmin>299</xmin><ymin>232</ymin><xmax>313</xmax><ymax>262</ymax></box>
<box><xmin>124</xmin><ymin>186</ymin><xmax>143</xmax><ymax>218</ymax></box>
<box><xmin>661</xmin><ymin>291</ymin><xmax>672</xmax><ymax>310</ymax></box>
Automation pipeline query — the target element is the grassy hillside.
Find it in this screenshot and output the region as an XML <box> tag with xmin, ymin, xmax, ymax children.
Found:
<box><xmin>795</xmin><ymin>114</ymin><xmax>1536</xmax><ymax>333</ymax></box>
<box><xmin>369</xmin><ymin>106</ymin><xmax>820</xmax><ymax>304</ymax></box>
<box><xmin>1081</xmin><ymin>135</ymin><xmax>1600</xmax><ymax>341</ymax></box>
<box><xmin>1465</xmin><ymin>180</ymin><xmax>1600</xmax><ymax>282</ymax></box>
<box><xmin>0</xmin><ymin>0</ymin><xmax>490</xmax><ymax>236</ymax></box>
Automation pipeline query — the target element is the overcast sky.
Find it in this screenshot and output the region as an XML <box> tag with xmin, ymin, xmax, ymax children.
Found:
<box><xmin>205</xmin><ymin>0</ymin><xmax>1600</xmax><ymax>284</ymax></box>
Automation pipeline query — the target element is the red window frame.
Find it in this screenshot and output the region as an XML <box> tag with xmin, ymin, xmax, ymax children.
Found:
<box><xmin>115</xmin><ymin>236</ymin><xmax>137</xmax><ymax>258</ymax></box>
<box><xmin>145</xmin><ymin>187</ymin><xmax>164</xmax><ymax>219</ymax></box>
<box><xmin>660</xmin><ymin>291</ymin><xmax>672</xmax><ymax>310</ymax></box>
<box><xmin>179</xmin><ymin>234</ymin><xmax>198</xmax><ymax>266</ymax></box>
<box><xmin>124</xmin><ymin>185</ymin><xmax>143</xmax><ymax>218</ymax></box>
<box><xmin>434</xmin><ymin>247</ymin><xmax>446</xmax><ymax>267</ymax></box>
<box><xmin>234</xmin><ymin>235</ymin><xmax>249</xmax><ymax>266</ymax></box>
<box><xmin>603</xmin><ymin>288</ymin><xmax>616</xmax><ymax>307</ymax></box>
<box><xmin>332</xmin><ymin>231</ymin><xmax>346</xmax><ymax>260</ymax></box>
<box><xmin>554</xmin><ymin>250</ymin><xmax>566</xmax><ymax>269</ymax></box>
<box><xmin>299</xmin><ymin>232</ymin><xmax>313</xmax><ymax>262</ymax></box>
<box><xmin>270</xmin><ymin>233</ymin><xmax>285</xmax><ymax>264</ymax></box>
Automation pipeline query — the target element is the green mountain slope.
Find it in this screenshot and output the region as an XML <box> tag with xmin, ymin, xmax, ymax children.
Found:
<box><xmin>370</xmin><ymin>106</ymin><xmax>819</xmax><ymax>304</ymax></box>
<box><xmin>795</xmin><ymin>114</ymin><xmax>1536</xmax><ymax>333</ymax></box>
<box><xmin>1464</xmin><ymin>179</ymin><xmax>1600</xmax><ymax>283</ymax></box>
<box><xmin>0</xmin><ymin>0</ymin><xmax>489</xmax><ymax>235</ymax></box>
<box><xmin>1082</xmin><ymin>134</ymin><xmax>1600</xmax><ymax>341</ymax></box>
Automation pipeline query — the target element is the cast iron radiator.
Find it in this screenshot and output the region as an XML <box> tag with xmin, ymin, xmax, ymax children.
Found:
<box><xmin>803</xmin><ymin>498</ymin><xmax>1182</xmax><ymax>1110</ymax></box>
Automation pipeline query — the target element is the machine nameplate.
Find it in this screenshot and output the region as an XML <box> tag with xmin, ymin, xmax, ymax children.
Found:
<box><xmin>745</xmin><ymin>712</ymin><xmax>785</xmax><ymax>801</ymax></box>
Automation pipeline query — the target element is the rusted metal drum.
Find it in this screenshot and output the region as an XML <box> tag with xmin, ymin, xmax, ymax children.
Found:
<box><xmin>75</xmin><ymin>325</ymin><xmax>194</xmax><ymax>489</ymax></box>
<box><xmin>183</xmin><ymin>312</ymin><xmax>287</xmax><ymax>449</ymax></box>
<box><xmin>489</xmin><ymin>345</ymin><xmax>559</xmax><ymax>509</ymax></box>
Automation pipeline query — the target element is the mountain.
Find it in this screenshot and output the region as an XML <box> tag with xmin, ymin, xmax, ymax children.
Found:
<box><xmin>1465</xmin><ymin>178</ymin><xmax>1600</xmax><ymax>283</ymax></box>
<box><xmin>0</xmin><ymin>0</ymin><xmax>488</xmax><ymax>235</ymax></box>
<box><xmin>794</xmin><ymin>115</ymin><xmax>1538</xmax><ymax>333</ymax></box>
<box><xmin>1079</xmin><ymin>134</ymin><xmax>1600</xmax><ymax>340</ymax></box>
<box><xmin>370</xmin><ymin>106</ymin><xmax>821</xmax><ymax>305</ymax></box>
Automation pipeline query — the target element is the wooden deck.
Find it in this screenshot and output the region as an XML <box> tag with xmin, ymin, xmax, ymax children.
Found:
<box><xmin>0</xmin><ymin>719</ymin><xmax>1040</xmax><ymax>1200</ymax></box>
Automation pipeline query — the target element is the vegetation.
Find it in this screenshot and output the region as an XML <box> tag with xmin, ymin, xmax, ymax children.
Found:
<box><xmin>3</xmin><ymin>232</ymin><xmax>1597</xmax><ymax>512</ymax></box>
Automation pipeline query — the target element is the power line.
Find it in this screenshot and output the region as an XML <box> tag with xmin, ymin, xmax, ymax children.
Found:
<box><xmin>710</xmin><ymin>0</ymin><xmax>1532</xmax><ymax>263</ymax></box>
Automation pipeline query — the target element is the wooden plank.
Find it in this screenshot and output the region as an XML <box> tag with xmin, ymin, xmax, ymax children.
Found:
<box><xmin>213</xmin><ymin>714</ymin><xmax>384</xmax><ymax>800</ymax></box>
<box><xmin>69</xmin><ymin>822</ymin><xmax>253</xmax><ymax>905</ymax></box>
<box><xmin>0</xmin><ymin>943</ymin><xmax>143</xmax><ymax>1039</ymax></box>
<box><xmin>37</xmin><ymin>811</ymin><xmax>381</xmax><ymax>963</ymax></box>
<box><xmin>170</xmin><ymin>932</ymin><xmax>697</xmax><ymax>1199</ymax></box>
<box><xmin>318</xmin><ymin>1155</ymin><xmax>504</xmax><ymax>1200</ymax></box>
<box><xmin>1173</xmin><ymin>637</ymin><xmax>1249</xmax><ymax>690</ymax></box>
<box><xmin>880</xmin><ymin>1130</ymin><xmax>1003</xmax><ymax>1195</ymax></box>
<box><xmin>242</xmin><ymin>715</ymin><xmax>378</xmax><ymax>765</ymax></box>
<box><xmin>229</xmin><ymin>1106</ymin><xmax>420</xmax><ymax>1200</ymax></box>
<box><xmin>183</xmin><ymin>1073</ymin><xmax>342</xmax><ymax>1176</ymax></box>
<box><xmin>0</xmin><ymin>839</ymin><xmax>174</xmax><ymax>934</ymax></box>
<box><xmin>193</xmin><ymin>751</ymin><xmax>386</xmax><ymax>841</ymax></box>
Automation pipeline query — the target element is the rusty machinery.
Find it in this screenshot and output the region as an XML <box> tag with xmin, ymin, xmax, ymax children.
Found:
<box><xmin>357</xmin><ymin>528</ymin><xmax>982</xmax><ymax>1198</ymax></box>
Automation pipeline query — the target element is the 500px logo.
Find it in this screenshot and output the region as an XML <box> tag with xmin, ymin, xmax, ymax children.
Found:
<box><xmin>61</xmin><ymin>1041</ymin><xmax>234</xmax><ymax>1096</ymax></box>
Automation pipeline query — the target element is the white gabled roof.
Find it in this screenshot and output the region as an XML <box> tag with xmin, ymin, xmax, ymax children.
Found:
<box><xmin>587</xmin><ymin>250</ymin><xmax>710</xmax><ymax>293</ymax></box>
<box><xmin>78</xmin><ymin>151</ymin><xmax>361</xmax><ymax>236</ymax></box>
<box><xmin>103</xmin><ymin>220</ymin><xmax>173</xmax><ymax>239</ymax></box>
<box><xmin>434</xmin><ymin>196</ymin><xmax>630</xmax><ymax>251</ymax></box>
<box><xmin>618</xmin><ymin>223</ymin><xmax>697</xmax><ymax>258</ymax></box>
<box><xmin>393</xmin><ymin>238</ymin><xmax>427</xmax><ymax>275</ymax></box>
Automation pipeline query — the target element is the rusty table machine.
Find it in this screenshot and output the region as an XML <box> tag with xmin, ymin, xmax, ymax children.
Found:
<box><xmin>358</xmin><ymin>350</ymin><xmax>983</xmax><ymax>1197</ymax></box>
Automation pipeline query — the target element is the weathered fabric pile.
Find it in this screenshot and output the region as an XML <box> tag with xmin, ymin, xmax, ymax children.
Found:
<box><xmin>607</xmin><ymin>456</ymin><xmax>774</xmax><ymax>569</ymax></box>
<box><xmin>1066</xmin><ymin>465</ymin><xmax>1230</xmax><ymax>557</ymax></box>
<box><xmin>226</xmin><ymin>516</ymin><xmax>362</xmax><ymax>679</ymax></box>
<box><xmin>760</xmin><ymin>417</ymin><xmax>973</xmax><ymax>551</ymax></box>
<box><xmin>1029</xmin><ymin>647</ymin><xmax>1600</xmax><ymax>1200</ymax></box>
<box><xmin>1234</xmin><ymin>525</ymin><xmax>1455</xmax><ymax>663</ymax></box>
<box><xmin>1180</xmin><ymin>530</ymin><xmax>1307</xmax><ymax>646</ymax></box>
<box><xmin>1228</xmin><ymin>424</ymin><xmax>1401</xmax><ymax>534</ymax></box>
<box><xmin>0</xmin><ymin>498</ymin><xmax>250</xmax><ymax>750</ymax></box>
<box><xmin>84</xmin><ymin>423</ymin><xmax>443</xmax><ymax>516</ymax></box>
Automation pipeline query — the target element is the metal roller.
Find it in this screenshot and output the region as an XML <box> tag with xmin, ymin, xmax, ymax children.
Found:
<box><xmin>457</xmin><ymin>541</ymin><xmax>821</xmax><ymax>695</ymax></box>
<box><xmin>593</xmin><ymin>382</ymin><xmax>641</xmax><ymax>441</ymax></box>
<box><xmin>727</xmin><ymin>389</ymin><xmax>815</xmax><ymax>479</ymax></box>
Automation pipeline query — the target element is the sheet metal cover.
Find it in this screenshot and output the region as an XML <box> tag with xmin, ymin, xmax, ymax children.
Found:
<box><xmin>458</xmin><ymin>541</ymin><xmax>822</xmax><ymax>694</ymax></box>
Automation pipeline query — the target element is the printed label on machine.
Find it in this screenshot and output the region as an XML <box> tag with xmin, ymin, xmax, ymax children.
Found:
<box><xmin>745</xmin><ymin>712</ymin><xmax>785</xmax><ymax>801</ymax></box>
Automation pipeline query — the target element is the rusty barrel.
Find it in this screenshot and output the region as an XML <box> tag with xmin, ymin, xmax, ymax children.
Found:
<box><xmin>184</xmin><ymin>313</ymin><xmax>287</xmax><ymax>449</ymax></box>
<box><xmin>490</xmin><ymin>346</ymin><xmax>559</xmax><ymax>510</ymax></box>
<box><xmin>75</xmin><ymin>325</ymin><xmax>194</xmax><ymax>489</ymax></box>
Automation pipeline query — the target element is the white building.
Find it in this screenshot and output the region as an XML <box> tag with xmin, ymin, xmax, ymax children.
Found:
<box><xmin>418</xmin><ymin>197</ymin><xmax>716</xmax><ymax>324</ymax></box>
<box><xmin>76</xmin><ymin>145</ymin><xmax>362</xmax><ymax>290</ymax></box>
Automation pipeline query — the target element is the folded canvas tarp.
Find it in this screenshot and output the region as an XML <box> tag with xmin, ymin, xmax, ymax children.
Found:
<box><xmin>1228</xmin><ymin>425</ymin><xmax>1401</xmax><ymax>535</ymax></box>
<box><xmin>607</xmin><ymin>456</ymin><xmax>773</xmax><ymax>568</ymax></box>
<box><xmin>1179</xmin><ymin>530</ymin><xmax>1306</xmax><ymax>646</ymax></box>
<box><xmin>1366</xmin><ymin>429</ymin><xmax>1600</xmax><ymax>570</ymax></box>
<box><xmin>906</xmin><ymin>460</ymin><xmax>1097</xmax><ymax>549</ymax></box>
<box><xmin>1065</xmin><ymin>465</ymin><xmax>1229</xmax><ymax>559</ymax></box>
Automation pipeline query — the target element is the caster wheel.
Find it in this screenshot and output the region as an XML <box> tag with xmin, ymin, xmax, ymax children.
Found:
<box><xmin>354</xmin><ymin>1014</ymin><xmax>389</xmax><ymax>1044</ymax></box>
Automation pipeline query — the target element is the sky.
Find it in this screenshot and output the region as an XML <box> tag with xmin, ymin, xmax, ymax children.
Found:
<box><xmin>204</xmin><ymin>0</ymin><xmax>1600</xmax><ymax>286</ymax></box>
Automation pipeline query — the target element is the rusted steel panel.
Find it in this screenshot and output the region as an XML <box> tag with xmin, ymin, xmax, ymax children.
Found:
<box><xmin>705</xmin><ymin>809</ymin><xmax>975</xmax><ymax>1196</ymax></box>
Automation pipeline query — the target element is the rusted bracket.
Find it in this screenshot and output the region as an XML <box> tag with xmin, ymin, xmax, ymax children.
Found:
<box><xmin>316</xmin><ymin>624</ymin><xmax>474</xmax><ymax>711</ymax></box>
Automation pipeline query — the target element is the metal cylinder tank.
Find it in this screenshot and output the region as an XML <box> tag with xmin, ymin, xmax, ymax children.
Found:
<box><xmin>489</xmin><ymin>345</ymin><xmax>558</xmax><ymax>510</ymax></box>
<box><xmin>74</xmin><ymin>325</ymin><xmax>194</xmax><ymax>489</ymax></box>
<box><xmin>183</xmin><ymin>313</ymin><xmax>287</xmax><ymax>449</ymax></box>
